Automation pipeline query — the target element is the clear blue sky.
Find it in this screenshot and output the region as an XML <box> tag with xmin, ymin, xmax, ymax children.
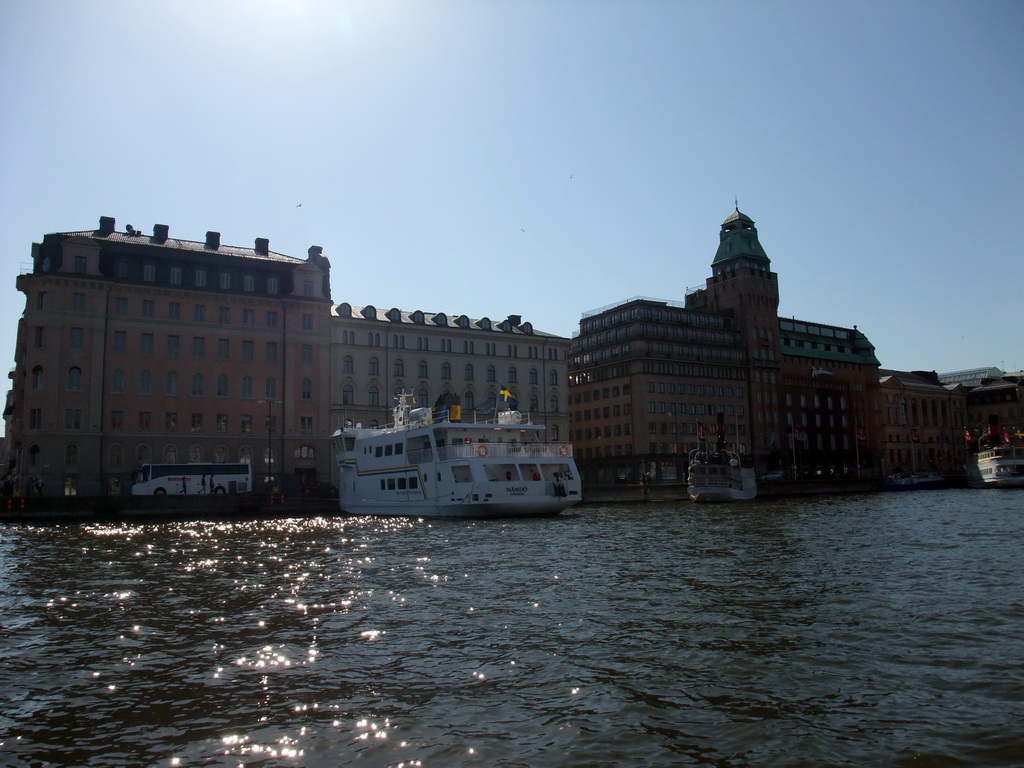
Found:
<box><xmin>2</xmin><ymin>0</ymin><xmax>1022</xmax><ymax>400</ymax></box>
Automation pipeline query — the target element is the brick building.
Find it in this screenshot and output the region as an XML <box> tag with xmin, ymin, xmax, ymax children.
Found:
<box><xmin>568</xmin><ymin>209</ymin><xmax>882</xmax><ymax>484</ymax></box>
<box><xmin>4</xmin><ymin>217</ymin><xmax>334</xmax><ymax>495</ymax></box>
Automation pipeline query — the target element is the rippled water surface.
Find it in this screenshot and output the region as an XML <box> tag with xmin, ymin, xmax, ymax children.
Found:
<box><xmin>2</xmin><ymin>490</ymin><xmax>1023</xmax><ymax>767</ymax></box>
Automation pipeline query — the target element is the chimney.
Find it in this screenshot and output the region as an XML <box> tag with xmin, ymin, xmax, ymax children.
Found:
<box><xmin>205</xmin><ymin>231</ymin><xmax>220</xmax><ymax>250</ymax></box>
<box><xmin>153</xmin><ymin>224</ymin><xmax>169</xmax><ymax>243</ymax></box>
<box><xmin>98</xmin><ymin>216</ymin><xmax>115</xmax><ymax>236</ymax></box>
<box><xmin>507</xmin><ymin>314</ymin><xmax>522</xmax><ymax>326</ymax></box>
<box><xmin>307</xmin><ymin>245</ymin><xmax>323</xmax><ymax>260</ymax></box>
<box><xmin>255</xmin><ymin>237</ymin><xmax>269</xmax><ymax>254</ymax></box>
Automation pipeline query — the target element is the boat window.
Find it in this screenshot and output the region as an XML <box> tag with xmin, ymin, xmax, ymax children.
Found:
<box><xmin>485</xmin><ymin>464</ymin><xmax>518</xmax><ymax>481</ymax></box>
<box><xmin>452</xmin><ymin>465</ymin><xmax>473</xmax><ymax>483</ymax></box>
<box><xmin>519</xmin><ymin>464</ymin><xmax>541</xmax><ymax>480</ymax></box>
<box><xmin>395</xmin><ymin>443</ymin><xmax>404</xmax><ymax>455</ymax></box>
<box><xmin>384</xmin><ymin>445</ymin><xmax>393</xmax><ymax>456</ymax></box>
<box><xmin>375</xmin><ymin>446</ymin><xmax>383</xmax><ymax>457</ymax></box>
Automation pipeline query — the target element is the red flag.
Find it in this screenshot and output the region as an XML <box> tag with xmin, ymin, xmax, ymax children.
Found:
<box><xmin>697</xmin><ymin>422</ymin><xmax>707</xmax><ymax>441</ymax></box>
<box><xmin>964</xmin><ymin>427</ymin><xmax>972</xmax><ymax>442</ymax></box>
<box><xmin>856</xmin><ymin>426</ymin><xmax>866</xmax><ymax>441</ymax></box>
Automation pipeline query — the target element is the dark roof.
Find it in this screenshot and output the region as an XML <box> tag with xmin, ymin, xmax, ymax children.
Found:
<box><xmin>58</xmin><ymin>228</ymin><xmax>302</xmax><ymax>265</ymax></box>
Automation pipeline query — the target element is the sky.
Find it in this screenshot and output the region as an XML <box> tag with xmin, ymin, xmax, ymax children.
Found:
<box><xmin>1</xmin><ymin>0</ymin><xmax>1022</xmax><ymax>406</ymax></box>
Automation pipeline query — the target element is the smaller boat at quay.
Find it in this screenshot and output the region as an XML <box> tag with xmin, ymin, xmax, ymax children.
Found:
<box><xmin>687</xmin><ymin>447</ymin><xmax>757</xmax><ymax>502</ymax></box>
<box><xmin>332</xmin><ymin>391</ymin><xmax>582</xmax><ymax>518</ymax></box>
<box><xmin>882</xmin><ymin>470</ymin><xmax>949</xmax><ymax>492</ymax></box>
<box><xmin>966</xmin><ymin>416</ymin><xmax>1024</xmax><ymax>489</ymax></box>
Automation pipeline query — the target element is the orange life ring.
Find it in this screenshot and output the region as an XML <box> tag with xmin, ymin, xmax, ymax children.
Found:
<box><xmin>559</xmin><ymin>444</ymin><xmax>569</xmax><ymax>457</ymax></box>
<box><xmin>476</xmin><ymin>445</ymin><xmax>488</xmax><ymax>457</ymax></box>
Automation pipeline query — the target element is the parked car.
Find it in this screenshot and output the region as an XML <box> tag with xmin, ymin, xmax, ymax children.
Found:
<box><xmin>758</xmin><ymin>470</ymin><xmax>784</xmax><ymax>481</ymax></box>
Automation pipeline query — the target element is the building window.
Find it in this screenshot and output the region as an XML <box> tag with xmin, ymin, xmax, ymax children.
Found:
<box><xmin>163</xmin><ymin>445</ymin><xmax>177</xmax><ymax>463</ymax></box>
<box><xmin>70</xmin><ymin>328</ymin><xmax>84</xmax><ymax>351</ymax></box>
<box><xmin>65</xmin><ymin>443</ymin><xmax>79</xmax><ymax>465</ymax></box>
<box><xmin>487</xmin><ymin>365</ymin><xmax>496</xmax><ymax>382</ymax></box>
<box><xmin>217</xmin><ymin>339</ymin><xmax>230</xmax><ymax>360</ymax></box>
<box><xmin>507</xmin><ymin>367</ymin><xmax>517</xmax><ymax>383</ymax></box>
<box><xmin>303</xmin><ymin>281</ymin><xmax>313</xmax><ymax>297</ymax></box>
<box><xmin>369</xmin><ymin>386</ymin><xmax>379</xmax><ymax>407</ymax></box>
<box><xmin>217</xmin><ymin>414</ymin><xmax>228</xmax><ymax>433</ymax></box>
<box><xmin>168</xmin><ymin>302</ymin><xmax>180</xmax><ymax>320</ymax></box>
<box><xmin>191</xmin><ymin>413</ymin><xmax>203</xmax><ymax>432</ymax></box>
<box><xmin>243</xmin><ymin>309</ymin><xmax>254</xmax><ymax>326</ymax></box>
<box><xmin>75</xmin><ymin>256</ymin><xmax>87</xmax><ymax>274</ymax></box>
<box><xmin>418</xmin><ymin>360</ymin><xmax>428</xmax><ymax>377</ymax></box>
<box><xmin>195</xmin><ymin>269</ymin><xmax>207</xmax><ymax>288</ymax></box>
<box><xmin>34</xmin><ymin>327</ymin><xmax>43</xmax><ymax>348</ymax></box>
<box><xmin>142</xmin><ymin>300</ymin><xmax>155</xmax><ymax>318</ymax></box>
<box><xmin>265</xmin><ymin>377</ymin><xmax>277</xmax><ymax>399</ymax></box>
<box><xmin>394</xmin><ymin>359</ymin><xmax>404</xmax><ymax>376</ymax></box>
<box><xmin>442</xmin><ymin>362</ymin><xmax>451</xmax><ymax>379</ymax></box>
<box><xmin>464</xmin><ymin>364</ymin><xmax>474</xmax><ymax>380</ymax></box>
<box><xmin>111</xmin><ymin>368</ymin><xmax>126</xmax><ymax>393</ymax></box>
<box><xmin>192</xmin><ymin>337</ymin><xmax>205</xmax><ymax>358</ymax></box>
<box><xmin>170</xmin><ymin>267</ymin><xmax>182</xmax><ymax>285</ymax></box>
<box><xmin>113</xmin><ymin>331</ymin><xmax>126</xmax><ymax>354</ymax></box>
<box><xmin>301</xmin><ymin>378</ymin><xmax>312</xmax><ymax>400</ymax></box>
<box><xmin>219</xmin><ymin>273</ymin><xmax>231</xmax><ymax>290</ymax></box>
<box><xmin>244</xmin><ymin>275</ymin><xmax>255</xmax><ymax>292</ymax></box>
<box><xmin>64</xmin><ymin>408</ymin><xmax>82</xmax><ymax>430</ymax></box>
<box><xmin>29</xmin><ymin>409</ymin><xmax>42</xmax><ymax>429</ymax></box>
<box><xmin>144</xmin><ymin>264</ymin><xmax>156</xmax><ymax>282</ymax></box>
<box><xmin>343</xmin><ymin>355</ymin><xmax>354</xmax><ymax>373</ymax></box>
<box><xmin>191</xmin><ymin>372</ymin><xmax>204</xmax><ymax>396</ymax></box>
<box><xmin>110</xmin><ymin>410</ymin><xmax>124</xmax><ymax>431</ymax></box>
<box><xmin>343</xmin><ymin>385</ymin><xmax>353</xmax><ymax>405</ymax></box>
<box><xmin>302</xmin><ymin>314</ymin><xmax>313</xmax><ymax>331</ymax></box>
<box><xmin>67</xmin><ymin>366</ymin><xmax>83</xmax><ymax>391</ymax></box>
<box><xmin>300</xmin><ymin>416</ymin><xmax>313</xmax><ymax>435</ymax></box>
<box><xmin>166</xmin><ymin>371</ymin><xmax>179</xmax><ymax>395</ymax></box>
<box><xmin>241</xmin><ymin>414</ymin><xmax>252</xmax><ymax>433</ymax></box>
<box><xmin>167</xmin><ymin>335</ymin><xmax>180</xmax><ymax>357</ymax></box>
<box><xmin>369</xmin><ymin>357</ymin><xmax>379</xmax><ymax>375</ymax></box>
<box><xmin>115</xmin><ymin>298</ymin><xmax>128</xmax><ymax>315</ymax></box>
<box><xmin>267</xmin><ymin>277</ymin><xmax>279</xmax><ymax>295</ymax></box>
<box><xmin>141</xmin><ymin>333</ymin><xmax>153</xmax><ymax>355</ymax></box>
<box><xmin>241</xmin><ymin>376</ymin><xmax>253</xmax><ymax>398</ymax></box>
<box><xmin>139</xmin><ymin>370</ymin><xmax>152</xmax><ymax>394</ymax></box>
<box><xmin>266</xmin><ymin>342</ymin><xmax>277</xmax><ymax>362</ymax></box>
<box><xmin>218</xmin><ymin>307</ymin><xmax>230</xmax><ymax>324</ymax></box>
<box><xmin>242</xmin><ymin>341</ymin><xmax>253</xmax><ymax>361</ymax></box>
<box><xmin>194</xmin><ymin>305</ymin><xmax>206</xmax><ymax>322</ymax></box>
<box><xmin>549</xmin><ymin>370</ymin><xmax>558</xmax><ymax>385</ymax></box>
<box><xmin>530</xmin><ymin>368</ymin><xmax>538</xmax><ymax>385</ymax></box>
<box><xmin>217</xmin><ymin>374</ymin><xmax>229</xmax><ymax>397</ymax></box>
<box><xmin>302</xmin><ymin>344</ymin><xmax>313</xmax><ymax>365</ymax></box>
<box><xmin>266</xmin><ymin>311</ymin><xmax>278</xmax><ymax>328</ymax></box>
<box><xmin>164</xmin><ymin>412</ymin><xmax>176</xmax><ymax>432</ymax></box>
<box><xmin>189</xmin><ymin>445</ymin><xmax>203</xmax><ymax>462</ymax></box>
<box><xmin>72</xmin><ymin>293</ymin><xmax>85</xmax><ymax>311</ymax></box>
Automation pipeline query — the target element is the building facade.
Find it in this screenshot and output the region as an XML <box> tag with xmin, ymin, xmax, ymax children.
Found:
<box><xmin>4</xmin><ymin>217</ymin><xmax>334</xmax><ymax>495</ymax></box>
<box><xmin>965</xmin><ymin>373</ymin><xmax>1023</xmax><ymax>446</ymax></box>
<box><xmin>568</xmin><ymin>209</ymin><xmax>883</xmax><ymax>484</ymax></box>
<box><xmin>329</xmin><ymin>304</ymin><xmax>571</xmax><ymax>440</ymax></box>
<box><xmin>877</xmin><ymin>370</ymin><xmax>968</xmax><ymax>476</ymax></box>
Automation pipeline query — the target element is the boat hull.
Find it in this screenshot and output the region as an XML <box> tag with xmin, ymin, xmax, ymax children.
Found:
<box><xmin>339</xmin><ymin>496</ymin><xmax>580</xmax><ymax>519</ymax></box>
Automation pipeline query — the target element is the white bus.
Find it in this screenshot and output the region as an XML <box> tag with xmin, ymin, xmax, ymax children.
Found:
<box><xmin>130</xmin><ymin>463</ymin><xmax>253</xmax><ymax>495</ymax></box>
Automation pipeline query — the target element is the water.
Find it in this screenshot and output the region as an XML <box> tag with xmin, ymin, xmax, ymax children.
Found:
<box><xmin>1</xmin><ymin>490</ymin><xmax>1022</xmax><ymax>767</ymax></box>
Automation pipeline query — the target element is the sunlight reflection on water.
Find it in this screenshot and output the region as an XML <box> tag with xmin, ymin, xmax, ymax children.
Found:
<box><xmin>1</xmin><ymin>493</ymin><xmax>1023</xmax><ymax>766</ymax></box>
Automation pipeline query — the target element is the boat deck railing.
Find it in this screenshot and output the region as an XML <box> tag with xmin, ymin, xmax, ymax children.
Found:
<box><xmin>407</xmin><ymin>441</ymin><xmax>573</xmax><ymax>464</ymax></box>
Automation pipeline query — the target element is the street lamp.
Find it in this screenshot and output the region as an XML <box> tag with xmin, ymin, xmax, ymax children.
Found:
<box><xmin>259</xmin><ymin>399</ymin><xmax>281</xmax><ymax>491</ymax></box>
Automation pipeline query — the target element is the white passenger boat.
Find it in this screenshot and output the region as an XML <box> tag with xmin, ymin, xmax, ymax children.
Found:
<box><xmin>332</xmin><ymin>392</ymin><xmax>582</xmax><ymax>517</ymax></box>
<box><xmin>687</xmin><ymin>448</ymin><xmax>757</xmax><ymax>502</ymax></box>
<box><xmin>966</xmin><ymin>418</ymin><xmax>1024</xmax><ymax>489</ymax></box>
